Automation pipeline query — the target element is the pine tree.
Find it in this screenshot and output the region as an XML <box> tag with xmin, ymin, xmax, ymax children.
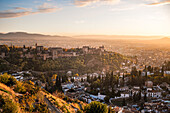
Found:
<box><xmin>122</xmin><ymin>98</ymin><xmax>126</xmax><ymax>106</ymax></box>
<box><xmin>144</xmin><ymin>93</ymin><xmax>147</xmax><ymax>102</ymax></box>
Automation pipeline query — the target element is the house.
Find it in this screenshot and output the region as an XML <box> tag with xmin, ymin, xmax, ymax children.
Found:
<box><xmin>120</xmin><ymin>92</ymin><xmax>130</xmax><ymax>98</ymax></box>
<box><xmin>97</xmin><ymin>93</ymin><xmax>106</xmax><ymax>100</ymax></box>
<box><xmin>36</xmin><ymin>46</ymin><xmax>43</xmax><ymax>51</ymax></box>
<box><xmin>164</xmin><ymin>71</ymin><xmax>170</xmax><ymax>77</ymax></box>
<box><xmin>118</xmin><ymin>86</ymin><xmax>129</xmax><ymax>91</ymax></box>
<box><xmin>82</xmin><ymin>46</ymin><xmax>89</xmax><ymax>54</ymax></box>
<box><xmin>145</xmin><ymin>81</ymin><xmax>153</xmax><ymax>88</ymax></box>
<box><xmin>99</xmin><ymin>46</ymin><xmax>104</xmax><ymax>52</ymax></box>
<box><xmin>61</xmin><ymin>83</ymin><xmax>74</xmax><ymax>89</ymax></box>
<box><xmin>142</xmin><ymin>71</ymin><xmax>151</xmax><ymax>76</ymax></box>
<box><xmin>147</xmin><ymin>88</ymin><xmax>162</xmax><ymax>98</ymax></box>
<box><xmin>89</xmin><ymin>93</ymin><xmax>106</xmax><ymax>101</ymax></box>
<box><xmin>66</xmin><ymin>71</ymin><xmax>72</xmax><ymax>76</ymax></box>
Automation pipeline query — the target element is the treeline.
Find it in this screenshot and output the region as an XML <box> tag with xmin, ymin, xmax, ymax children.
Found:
<box><xmin>87</xmin><ymin>71</ymin><xmax>121</xmax><ymax>98</ymax></box>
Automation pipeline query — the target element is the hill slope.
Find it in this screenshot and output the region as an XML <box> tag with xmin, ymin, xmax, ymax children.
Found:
<box><xmin>0</xmin><ymin>73</ymin><xmax>86</xmax><ymax>113</ymax></box>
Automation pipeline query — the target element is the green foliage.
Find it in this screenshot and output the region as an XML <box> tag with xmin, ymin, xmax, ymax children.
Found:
<box><xmin>104</xmin><ymin>96</ymin><xmax>110</xmax><ymax>103</ymax></box>
<box><xmin>0</xmin><ymin>73</ymin><xmax>9</xmax><ymax>85</ymax></box>
<box><xmin>14</xmin><ymin>81</ymin><xmax>26</xmax><ymax>94</ymax></box>
<box><xmin>77</xmin><ymin>110</ymin><xmax>83</xmax><ymax>113</ymax></box>
<box><xmin>108</xmin><ymin>106</ymin><xmax>115</xmax><ymax>113</ymax></box>
<box><xmin>91</xmin><ymin>79</ymin><xmax>100</xmax><ymax>89</ymax></box>
<box><xmin>84</xmin><ymin>101</ymin><xmax>108</xmax><ymax>113</ymax></box>
<box><xmin>0</xmin><ymin>95</ymin><xmax>18</xmax><ymax>113</ymax></box>
<box><xmin>34</xmin><ymin>103</ymin><xmax>48</xmax><ymax>113</ymax></box>
<box><xmin>1</xmin><ymin>51</ymin><xmax>128</xmax><ymax>74</ymax></box>
<box><xmin>0</xmin><ymin>88</ymin><xmax>11</xmax><ymax>95</ymax></box>
<box><xmin>0</xmin><ymin>73</ymin><xmax>17</xmax><ymax>86</ymax></box>
<box><xmin>0</xmin><ymin>58</ymin><xmax>11</xmax><ymax>72</ymax></box>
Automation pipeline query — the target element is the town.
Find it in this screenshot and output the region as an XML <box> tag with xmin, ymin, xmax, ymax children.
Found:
<box><xmin>0</xmin><ymin>44</ymin><xmax>170</xmax><ymax>113</ymax></box>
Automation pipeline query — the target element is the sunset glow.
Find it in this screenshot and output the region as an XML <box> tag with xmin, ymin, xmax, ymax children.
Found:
<box><xmin>0</xmin><ymin>0</ymin><xmax>170</xmax><ymax>36</ymax></box>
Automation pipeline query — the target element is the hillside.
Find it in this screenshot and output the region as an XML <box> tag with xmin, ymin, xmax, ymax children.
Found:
<box><xmin>0</xmin><ymin>51</ymin><xmax>132</xmax><ymax>74</ymax></box>
<box><xmin>0</xmin><ymin>73</ymin><xmax>86</xmax><ymax>113</ymax></box>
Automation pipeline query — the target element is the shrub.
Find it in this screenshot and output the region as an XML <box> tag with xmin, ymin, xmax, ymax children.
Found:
<box><xmin>0</xmin><ymin>73</ymin><xmax>17</xmax><ymax>86</ymax></box>
<box><xmin>14</xmin><ymin>81</ymin><xmax>26</xmax><ymax>94</ymax></box>
<box><xmin>77</xmin><ymin>110</ymin><xmax>83</xmax><ymax>113</ymax></box>
<box><xmin>0</xmin><ymin>95</ymin><xmax>18</xmax><ymax>113</ymax></box>
<box><xmin>0</xmin><ymin>73</ymin><xmax>10</xmax><ymax>85</ymax></box>
<box><xmin>84</xmin><ymin>101</ymin><xmax>108</xmax><ymax>113</ymax></box>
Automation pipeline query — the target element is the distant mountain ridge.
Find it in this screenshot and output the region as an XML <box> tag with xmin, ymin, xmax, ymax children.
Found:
<box><xmin>0</xmin><ymin>32</ymin><xmax>71</xmax><ymax>40</ymax></box>
<box><xmin>0</xmin><ymin>32</ymin><xmax>169</xmax><ymax>41</ymax></box>
<box><xmin>160</xmin><ymin>37</ymin><xmax>170</xmax><ymax>40</ymax></box>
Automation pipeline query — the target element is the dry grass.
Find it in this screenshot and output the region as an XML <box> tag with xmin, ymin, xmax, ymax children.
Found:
<box><xmin>0</xmin><ymin>84</ymin><xmax>22</xmax><ymax>113</ymax></box>
<box><xmin>0</xmin><ymin>82</ymin><xmax>15</xmax><ymax>96</ymax></box>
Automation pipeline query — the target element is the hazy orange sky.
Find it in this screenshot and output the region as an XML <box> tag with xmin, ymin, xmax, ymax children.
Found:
<box><xmin>0</xmin><ymin>0</ymin><xmax>170</xmax><ymax>36</ymax></box>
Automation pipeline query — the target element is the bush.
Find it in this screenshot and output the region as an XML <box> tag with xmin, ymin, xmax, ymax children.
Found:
<box><xmin>0</xmin><ymin>95</ymin><xmax>18</xmax><ymax>113</ymax></box>
<box><xmin>84</xmin><ymin>101</ymin><xmax>108</xmax><ymax>113</ymax></box>
<box><xmin>77</xmin><ymin>110</ymin><xmax>83</xmax><ymax>113</ymax></box>
<box><xmin>104</xmin><ymin>96</ymin><xmax>110</xmax><ymax>103</ymax></box>
<box><xmin>14</xmin><ymin>81</ymin><xmax>26</xmax><ymax>94</ymax></box>
<box><xmin>0</xmin><ymin>73</ymin><xmax>17</xmax><ymax>86</ymax></box>
<box><xmin>0</xmin><ymin>73</ymin><xmax>10</xmax><ymax>85</ymax></box>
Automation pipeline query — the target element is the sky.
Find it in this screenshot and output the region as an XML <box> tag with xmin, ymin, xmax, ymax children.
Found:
<box><xmin>0</xmin><ymin>0</ymin><xmax>170</xmax><ymax>36</ymax></box>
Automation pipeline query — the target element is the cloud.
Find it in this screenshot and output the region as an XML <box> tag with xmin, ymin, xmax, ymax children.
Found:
<box><xmin>74</xmin><ymin>0</ymin><xmax>120</xmax><ymax>7</ymax></box>
<box><xmin>110</xmin><ymin>7</ymin><xmax>135</xmax><ymax>12</ymax></box>
<box><xmin>148</xmin><ymin>0</ymin><xmax>170</xmax><ymax>5</ymax></box>
<box><xmin>0</xmin><ymin>11</ymin><xmax>31</xmax><ymax>18</ymax></box>
<box><xmin>14</xmin><ymin>7</ymin><xmax>32</xmax><ymax>11</ymax></box>
<box><xmin>37</xmin><ymin>3</ymin><xmax>61</xmax><ymax>13</ymax></box>
<box><xmin>0</xmin><ymin>3</ymin><xmax>60</xmax><ymax>19</ymax></box>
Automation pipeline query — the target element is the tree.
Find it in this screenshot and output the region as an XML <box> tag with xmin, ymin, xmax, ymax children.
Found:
<box><xmin>55</xmin><ymin>76</ymin><xmax>62</xmax><ymax>91</ymax></box>
<box><xmin>71</xmin><ymin>77</ymin><xmax>74</xmax><ymax>83</ymax></box>
<box><xmin>133</xmin><ymin>92</ymin><xmax>137</xmax><ymax>102</ymax></box>
<box><xmin>91</xmin><ymin>79</ymin><xmax>100</xmax><ymax>90</ymax></box>
<box><xmin>14</xmin><ymin>81</ymin><xmax>26</xmax><ymax>94</ymax></box>
<box><xmin>161</xmin><ymin>65</ymin><xmax>164</xmax><ymax>76</ymax></box>
<box><xmin>147</xmin><ymin>66</ymin><xmax>152</xmax><ymax>72</ymax></box>
<box><xmin>122</xmin><ymin>73</ymin><xmax>125</xmax><ymax>86</ymax></box>
<box><xmin>87</xmin><ymin>75</ymin><xmax>90</xmax><ymax>83</ymax></box>
<box><xmin>62</xmin><ymin>75</ymin><xmax>68</xmax><ymax>83</ymax></box>
<box><xmin>0</xmin><ymin>95</ymin><xmax>18</xmax><ymax>113</ymax></box>
<box><xmin>122</xmin><ymin>98</ymin><xmax>126</xmax><ymax>106</ymax></box>
<box><xmin>0</xmin><ymin>73</ymin><xmax>17</xmax><ymax>86</ymax></box>
<box><xmin>104</xmin><ymin>96</ymin><xmax>110</xmax><ymax>103</ymax></box>
<box><xmin>84</xmin><ymin>101</ymin><xmax>108</xmax><ymax>113</ymax></box>
<box><xmin>138</xmin><ymin>90</ymin><xmax>141</xmax><ymax>100</ymax></box>
<box><xmin>144</xmin><ymin>93</ymin><xmax>147</xmax><ymax>102</ymax></box>
<box><xmin>108</xmin><ymin>106</ymin><xmax>115</xmax><ymax>113</ymax></box>
<box><xmin>41</xmin><ymin>74</ymin><xmax>46</xmax><ymax>83</ymax></box>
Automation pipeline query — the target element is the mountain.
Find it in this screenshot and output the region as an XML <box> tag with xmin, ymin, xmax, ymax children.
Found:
<box><xmin>160</xmin><ymin>37</ymin><xmax>170</xmax><ymax>41</ymax></box>
<box><xmin>0</xmin><ymin>32</ymin><xmax>71</xmax><ymax>41</ymax></box>
<box><xmin>151</xmin><ymin>37</ymin><xmax>170</xmax><ymax>43</ymax></box>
